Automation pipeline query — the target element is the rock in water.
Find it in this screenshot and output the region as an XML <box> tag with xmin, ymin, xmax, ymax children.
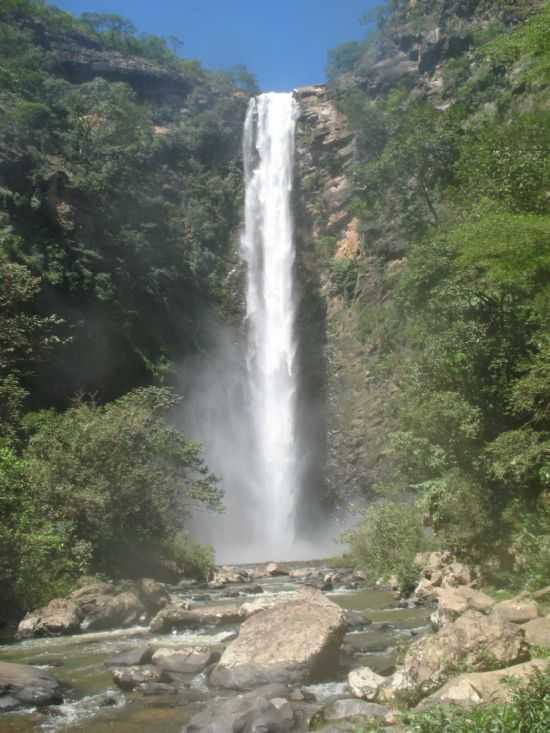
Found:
<box><xmin>209</xmin><ymin>588</ymin><xmax>346</xmax><ymax>689</ymax></box>
<box><xmin>16</xmin><ymin>598</ymin><xmax>81</xmax><ymax>639</ymax></box>
<box><xmin>348</xmin><ymin>667</ymin><xmax>385</xmax><ymax>701</ymax></box>
<box><xmin>0</xmin><ymin>662</ymin><xmax>63</xmax><ymax>710</ymax></box>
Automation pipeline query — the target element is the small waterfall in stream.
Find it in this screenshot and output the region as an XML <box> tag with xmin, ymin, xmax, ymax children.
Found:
<box><xmin>241</xmin><ymin>92</ymin><xmax>299</xmax><ymax>551</ymax></box>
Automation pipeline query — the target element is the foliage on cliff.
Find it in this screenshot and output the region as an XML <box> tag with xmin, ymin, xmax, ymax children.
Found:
<box><xmin>0</xmin><ymin>0</ymin><xmax>253</xmax><ymax>612</ymax></box>
<box><xmin>328</xmin><ymin>0</ymin><xmax>550</xmax><ymax>583</ymax></box>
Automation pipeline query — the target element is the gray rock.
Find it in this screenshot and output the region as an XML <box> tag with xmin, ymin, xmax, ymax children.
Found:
<box><xmin>322</xmin><ymin>699</ymin><xmax>389</xmax><ymax>721</ymax></box>
<box><xmin>138</xmin><ymin>578</ymin><xmax>170</xmax><ymax>612</ymax></box>
<box><xmin>0</xmin><ymin>662</ymin><xmax>63</xmax><ymax>710</ymax></box>
<box><xmin>112</xmin><ymin>665</ymin><xmax>164</xmax><ymax>691</ymax></box>
<box><xmin>105</xmin><ymin>646</ymin><xmax>153</xmax><ymax>667</ymax></box>
<box><xmin>522</xmin><ymin>616</ymin><xmax>550</xmax><ymax>647</ymax></box>
<box><xmin>150</xmin><ymin>603</ymin><xmax>241</xmax><ymax>633</ymax></box>
<box><xmin>151</xmin><ymin>647</ymin><xmax>219</xmax><ymax>675</ymax></box>
<box><xmin>182</xmin><ymin>685</ymin><xmax>293</xmax><ymax>733</ymax></box>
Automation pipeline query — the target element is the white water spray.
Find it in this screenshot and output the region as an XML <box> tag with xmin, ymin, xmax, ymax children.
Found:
<box><xmin>241</xmin><ymin>92</ymin><xmax>299</xmax><ymax>551</ymax></box>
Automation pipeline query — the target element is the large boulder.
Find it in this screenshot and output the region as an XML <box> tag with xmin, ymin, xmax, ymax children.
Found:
<box><xmin>151</xmin><ymin>647</ymin><xmax>219</xmax><ymax>675</ymax></box>
<box><xmin>210</xmin><ymin>589</ymin><xmax>347</xmax><ymax>689</ymax></box>
<box><xmin>16</xmin><ymin>598</ymin><xmax>81</xmax><ymax>639</ymax></box>
<box><xmin>522</xmin><ymin>616</ymin><xmax>550</xmax><ymax>647</ymax></box>
<box><xmin>150</xmin><ymin>603</ymin><xmax>241</xmax><ymax>633</ymax></box>
<box><xmin>138</xmin><ymin>578</ymin><xmax>170</xmax><ymax>612</ymax></box>
<box><xmin>493</xmin><ymin>597</ymin><xmax>539</xmax><ymax>624</ymax></box>
<box><xmin>0</xmin><ymin>662</ymin><xmax>63</xmax><ymax>710</ymax></box>
<box><xmin>79</xmin><ymin>590</ymin><xmax>145</xmax><ymax>631</ymax></box>
<box><xmin>419</xmin><ymin>659</ymin><xmax>549</xmax><ymax>708</ymax></box>
<box><xmin>240</xmin><ymin>593</ymin><xmax>298</xmax><ymax>619</ymax></box>
<box><xmin>182</xmin><ymin>684</ymin><xmax>293</xmax><ymax>733</ymax></box>
<box><xmin>398</xmin><ymin>609</ymin><xmax>529</xmax><ymax>699</ymax></box>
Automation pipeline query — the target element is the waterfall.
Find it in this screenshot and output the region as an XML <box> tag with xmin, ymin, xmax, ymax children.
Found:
<box><xmin>241</xmin><ymin>92</ymin><xmax>299</xmax><ymax>551</ymax></box>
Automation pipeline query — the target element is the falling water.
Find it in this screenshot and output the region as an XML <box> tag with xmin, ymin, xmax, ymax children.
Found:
<box><xmin>241</xmin><ymin>92</ymin><xmax>299</xmax><ymax>551</ymax></box>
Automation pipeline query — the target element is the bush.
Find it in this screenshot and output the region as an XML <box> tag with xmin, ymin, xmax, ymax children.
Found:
<box><xmin>344</xmin><ymin>501</ymin><xmax>429</xmax><ymax>593</ymax></box>
<box><xmin>166</xmin><ymin>532</ymin><xmax>215</xmax><ymax>581</ymax></box>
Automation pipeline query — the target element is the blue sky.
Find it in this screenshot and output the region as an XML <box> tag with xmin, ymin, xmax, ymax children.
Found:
<box><xmin>52</xmin><ymin>0</ymin><xmax>380</xmax><ymax>91</ymax></box>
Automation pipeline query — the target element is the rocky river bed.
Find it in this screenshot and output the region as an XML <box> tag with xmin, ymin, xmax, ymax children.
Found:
<box><xmin>0</xmin><ymin>565</ymin><xmax>432</xmax><ymax>733</ymax></box>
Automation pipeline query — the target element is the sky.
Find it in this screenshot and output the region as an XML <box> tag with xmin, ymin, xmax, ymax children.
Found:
<box><xmin>52</xmin><ymin>0</ymin><xmax>380</xmax><ymax>91</ymax></box>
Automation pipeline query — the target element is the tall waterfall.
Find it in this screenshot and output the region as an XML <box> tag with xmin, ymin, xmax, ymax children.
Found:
<box><xmin>241</xmin><ymin>92</ymin><xmax>299</xmax><ymax>551</ymax></box>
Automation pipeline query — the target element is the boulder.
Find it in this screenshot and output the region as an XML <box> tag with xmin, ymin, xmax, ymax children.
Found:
<box><xmin>289</xmin><ymin>568</ymin><xmax>318</xmax><ymax>579</ymax></box>
<box><xmin>240</xmin><ymin>593</ymin><xmax>298</xmax><ymax>619</ymax></box>
<box><xmin>398</xmin><ymin>609</ymin><xmax>529</xmax><ymax>699</ymax></box>
<box><xmin>431</xmin><ymin>586</ymin><xmax>495</xmax><ymax>628</ymax></box>
<box><xmin>266</xmin><ymin>562</ymin><xmax>289</xmax><ymax>577</ymax></box>
<box><xmin>182</xmin><ymin>684</ymin><xmax>293</xmax><ymax>733</ymax></box>
<box><xmin>348</xmin><ymin>667</ymin><xmax>385</xmax><ymax>701</ymax></box>
<box><xmin>0</xmin><ymin>662</ymin><xmax>63</xmax><ymax>710</ymax></box>
<box><xmin>533</xmin><ymin>586</ymin><xmax>550</xmax><ymax>601</ymax></box>
<box><xmin>322</xmin><ymin>699</ymin><xmax>390</xmax><ymax>722</ymax></box>
<box><xmin>151</xmin><ymin>647</ymin><xmax>219</xmax><ymax>675</ymax></box>
<box><xmin>210</xmin><ymin>589</ymin><xmax>347</xmax><ymax>689</ymax></box>
<box><xmin>493</xmin><ymin>597</ymin><xmax>539</xmax><ymax>624</ymax></box>
<box><xmin>345</xmin><ymin>610</ymin><xmax>372</xmax><ymax>628</ymax></box>
<box><xmin>138</xmin><ymin>578</ymin><xmax>170</xmax><ymax>612</ymax></box>
<box><xmin>150</xmin><ymin>603</ymin><xmax>241</xmax><ymax>633</ymax></box>
<box><xmin>522</xmin><ymin>616</ymin><xmax>550</xmax><ymax>647</ymax></box>
<box><xmin>16</xmin><ymin>598</ymin><xmax>81</xmax><ymax>639</ymax></box>
<box><xmin>105</xmin><ymin>646</ymin><xmax>153</xmax><ymax>667</ymax></box>
<box><xmin>80</xmin><ymin>591</ymin><xmax>145</xmax><ymax>631</ymax></box>
<box><xmin>420</xmin><ymin>659</ymin><xmax>549</xmax><ymax>708</ymax></box>
<box><xmin>209</xmin><ymin>566</ymin><xmax>252</xmax><ymax>588</ymax></box>
<box><xmin>112</xmin><ymin>665</ymin><xmax>164</xmax><ymax>691</ymax></box>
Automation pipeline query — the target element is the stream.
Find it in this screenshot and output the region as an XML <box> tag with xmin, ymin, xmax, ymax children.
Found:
<box><xmin>0</xmin><ymin>571</ymin><xmax>432</xmax><ymax>733</ymax></box>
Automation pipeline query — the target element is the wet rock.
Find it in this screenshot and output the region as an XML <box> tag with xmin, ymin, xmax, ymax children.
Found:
<box><xmin>16</xmin><ymin>599</ymin><xmax>81</xmax><ymax>639</ymax></box>
<box><xmin>322</xmin><ymin>698</ymin><xmax>390</xmax><ymax>722</ymax></box>
<box><xmin>105</xmin><ymin>646</ymin><xmax>153</xmax><ymax>667</ymax></box>
<box><xmin>493</xmin><ymin>597</ymin><xmax>539</xmax><ymax>624</ymax></box>
<box><xmin>151</xmin><ymin>647</ymin><xmax>219</xmax><ymax>675</ymax></box>
<box><xmin>289</xmin><ymin>567</ymin><xmax>319</xmax><ymax>579</ymax></box>
<box><xmin>139</xmin><ymin>682</ymin><xmax>178</xmax><ymax>696</ymax></box>
<box><xmin>240</xmin><ymin>593</ymin><xmax>298</xmax><ymax>619</ymax></box>
<box><xmin>182</xmin><ymin>684</ymin><xmax>293</xmax><ymax>733</ymax></box>
<box><xmin>304</xmin><ymin>576</ymin><xmax>333</xmax><ymax>591</ymax></box>
<box><xmin>138</xmin><ymin>578</ymin><xmax>170</xmax><ymax>612</ymax></box>
<box><xmin>419</xmin><ymin>659</ymin><xmax>550</xmax><ymax>708</ymax></box>
<box><xmin>348</xmin><ymin>667</ymin><xmax>385</xmax><ymax>701</ymax></box>
<box><xmin>266</xmin><ymin>562</ymin><xmax>289</xmax><ymax>577</ymax></box>
<box><xmin>150</xmin><ymin>603</ymin><xmax>241</xmax><ymax>633</ymax></box>
<box><xmin>246</xmin><ymin>585</ymin><xmax>264</xmax><ymax>595</ymax></box>
<box><xmin>397</xmin><ymin>609</ymin><xmax>529</xmax><ymax>699</ymax></box>
<box><xmin>209</xmin><ymin>566</ymin><xmax>252</xmax><ymax>588</ymax></box>
<box><xmin>345</xmin><ymin>610</ymin><xmax>372</xmax><ymax>628</ymax></box>
<box><xmin>0</xmin><ymin>662</ymin><xmax>63</xmax><ymax>710</ymax></box>
<box><xmin>210</xmin><ymin>588</ymin><xmax>347</xmax><ymax>689</ymax></box>
<box><xmin>80</xmin><ymin>591</ymin><xmax>146</xmax><ymax>631</ymax></box>
<box><xmin>522</xmin><ymin>616</ymin><xmax>550</xmax><ymax>647</ymax></box>
<box><xmin>112</xmin><ymin>665</ymin><xmax>164</xmax><ymax>691</ymax></box>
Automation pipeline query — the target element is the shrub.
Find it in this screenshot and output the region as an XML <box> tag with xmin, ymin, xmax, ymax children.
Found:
<box><xmin>166</xmin><ymin>532</ymin><xmax>215</xmax><ymax>581</ymax></box>
<box><xmin>344</xmin><ymin>500</ymin><xmax>429</xmax><ymax>593</ymax></box>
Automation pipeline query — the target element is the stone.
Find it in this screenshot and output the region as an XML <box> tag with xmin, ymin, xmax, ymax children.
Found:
<box><xmin>80</xmin><ymin>591</ymin><xmax>145</xmax><ymax>631</ymax></box>
<box><xmin>322</xmin><ymin>699</ymin><xmax>390</xmax><ymax>722</ymax></box>
<box><xmin>289</xmin><ymin>567</ymin><xmax>318</xmax><ymax>579</ymax></box>
<box><xmin>399</xmin><ymin>609</ymin><xmax>529</xmax><ymax>699</ymax></box>
<box><xmin>493</xmin><ymin>597</ymin><xmax>539</xmax><ymax>624</ymax></box>
<box><xmin>210</xmin><ymin>589</ymin><xmax>347</xmax><ymax>689</ymax></box>
<box><xmin>432</xmin><ymin>586</ymin><xmax>495</xmax><ymax>628</ymax></box>
<box><xmin>16</xmin><ymin>598</ymin><xmax>81</xmax><ymax>639</ymax></box>
<box><xmin>209</xmin><ymin>566</ymin><xmax>252</xmax><ymax>588</ymax></box>
<box><xmin>414</xmin><ymin>578</ymin><xmax>439</xmax><ymax>602</ymax></box>
<box><xmin>533</xmin><ymin>586</ymin><xmax>550</xmax><ymax>601</ymax></box>
<box><xmin>105</xmin><ymin>646</ymin><xmax>153</xmax><ymax>667</ymax></box>
<box><xmin>150</xmin><ymin>603</ymin><xmax>241</xmax><ymax>633</ymax></box>
<box><xmin>348</xmin><ymin>667</ymin><xmax>385</xmax><ymax>701</ymax></box>
<box><xmin>246</xmin><ymin>585</ymin><xmax>264</xmax><ymax>595</ymax></box>
<box><xmin>111</xmin><ymin>665</ymin><xmax>164</xmax><ymax>691</ymax></box>
<box><xmin>420</xmin><ymin>659</ymin><xmax>550</xmax><ymax>708</ymax></box>
<box><xmin>138</xmin><ymin>578</ymin><xmax>170</xmax><ymax>612</ymax></box>
<box><xmin>522</xmin><ymin>616</ymin><xmax>550</xmax><ymax>647</ymax></box>
<box><xmin>345</xmin><ymin>610</ymin><xmax>372</xmax><ymax>628</ymax></box>
<box><xmin>151</xmin><ymin>647</ymin><xmax>219</xmax><ymax>675</ymax></box>
<box><xmin>240</xmin><ymin>593</ymin><xmax>298</xmax><ymax>619</ymax></box>
<box><xmin>266</xmin><ymin>562</ymin><xmax>289</xmax><ymax>576</ymax></box>
<box><xmin>0</xmin><ymin>662</ymin><xmax>63</xmax><ymax>710</ymax></box>
<box><xmin>182</xmin><ymin>684</ymin><xmax>293</xmax><ymax>733</ymax></box>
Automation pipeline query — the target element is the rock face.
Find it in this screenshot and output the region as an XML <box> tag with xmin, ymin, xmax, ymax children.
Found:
<box><xmin>182</xmin><ymin>684</ymin><xmax>294</xmax><ymax>733</ymax></box>
<box><xmin>210</xmin><ymin>589</ymin><xmax>347</xmax><ymax>689</ymax></box>
<box><xmin>399</xmin><ymin>609</ymin><xmax>529</xmax><ymax>699</ymax></box>
<box><xmin>420</xmin><ymin>659</ymin><xmax>549</xmax><ymax>708</ymax></box>
<box><xmin>0</xmin><ymin>662</ymin><xmax>63</xmax><ymax>711</ymax></box>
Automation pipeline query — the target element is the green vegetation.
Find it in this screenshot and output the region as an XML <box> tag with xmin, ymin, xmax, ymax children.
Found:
<box><xmin>0</xmin><ymin>0</ymin><xmax>256</xmax><ymax>613</ymax></box>
<box><xmin>402</xmin><ymin>669</ymin><xmax>550</xmax><ymax>732</ymax></box>
<box><xmin>328</xmin><ymin>0</ymin><xmax>550</xmax><ymax>586</ymax></box>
